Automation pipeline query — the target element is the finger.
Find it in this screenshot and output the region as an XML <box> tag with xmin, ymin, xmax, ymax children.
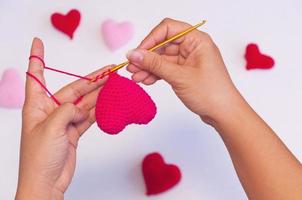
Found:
<box><xmin>46</xmin><ymin>103</ymin><xmax>88</xmax><ymax>132</ymax></box>
<box><xmin>76</xmin><ymin>88</ymin><xmax>101</xmax><ymax>111</ymax></box>
<box><xmin>138</xmin><ymin>18</ymin><xmax>192</xmax><ymax>50</ymax></box>
<box><xmin>75</xmin><ymin>107</ymin><xmax>96</xmax><ymax>135</ymax></box>
<box><xmin>142</xmin><ymin>74</ymin><xmax>159</xmax><ymax>85</ymax></box>
<box><xmin>131</xmin><ymin>72</ymin><xmax>158</xmax><ymax>85</ymax></box>
<box><xmin>25</xmin><ymin>38</ymin><xmax>47</xmax><ymax>99</ymax></box>
<box><xmin>164</xmin><ymin>44</ymin><xmax>180</xmax><ymax>56</ymax></box>
<box><xmin>162</xmin><ymin>55</ymin><xmax>180</xmax><ymax>63</ymax></box>
<box><xmin>54</xmin><ymin>65</ymin><xmax>112</xmax><ymax>104</ymax></box>
<box><xmin>127</xmin><ymin>55</ymin><xmax>178</xmax><ymax>85</ymax></box>
<box><xmin>152</xmin><ymin>43</ymin><xmax>179</xmax><ymax>56</ymax></box>
<box><xmin>131</xmin><ymin>70</ymin><xmax>151</xmax><ymax>83</ymax></box>
<box><xmin>127</xmin><ymin>64</ymin><xmax>141</xmax><ymax>73</ymax></box>
<box><xmin>127</xmin><ymin>49</ymin><xmax>184</xmax><ymax>85</ymax></box>
<box><xmin>127</xmin><ymin>54</ymin><xmax>179</xmax><ymax>75</ymax></box>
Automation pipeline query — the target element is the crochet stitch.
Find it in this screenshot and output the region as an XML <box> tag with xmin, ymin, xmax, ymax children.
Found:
<box><xmin>95</xmin><ymin>72</ymin><xmax>156</xmax><ymax>134</ymax></box>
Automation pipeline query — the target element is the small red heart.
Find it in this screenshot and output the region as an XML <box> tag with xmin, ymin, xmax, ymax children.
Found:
<box><xmin>51</xmin><ymin>9</ymin><xmax>81</xmax><ymax>39</ymax></box>
<box><xmin>245</xmin><ymin>43</ymin><xmax>275</xmax><ymax>70</ymax></box>
<box><xmin>95</xmin><ymin>73</ymin><xmax>156</xmax><ymax>135</ymax></box>
<box><xmin>142</xmin><ymin>152</ymin><xmax>181</xmax><ymax>196</ymax></box>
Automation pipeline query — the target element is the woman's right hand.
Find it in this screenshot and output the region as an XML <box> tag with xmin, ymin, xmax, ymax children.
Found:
<box><xmin>127</xmin><ymin>18</ymin><xmax>302</xmax><ymax>200</ymax></box>
<box><xmin>126</xmin><ymin>18</ymin><xmax>241</xmax><ymax>124</ymax></box>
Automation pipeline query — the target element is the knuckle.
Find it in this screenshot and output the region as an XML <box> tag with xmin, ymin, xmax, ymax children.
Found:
<box><xmin>64</xmin><ymin>103</ymin><xmax>78</xmax><ymax>119</ymax></box>
<box><xmin>81</xmin><ymin>103</ymin><xmax>90</xmax><ymax>111</ymax></box>
<box><xmin>63</xmin><ymin>102</ymin><xmax>75</xmax><ymax>110</ymax></box>
<box><xmin>148</xmin><ymin>54</ymin><xmax>162</xmax><ymax>72</ymax></box>
<box><xmin>200</xmin><ymin>32</ymin><xmax>214</xmax><ymax>44</ymax></box>
<box><xmin>70</xmin><ymin>84</ymin><xmax>84</xmax><ymax>99</ymax></box>
<box><xmin>162</xmin><ymin>17</ymin><xmax>172</xmax><ymax>24</ymax></box>
<box><xmin>162</xmin><ymin>18</ymin><xmax>190</xmax><ymax>28</ymax></box>
<box><xmin>197</xmin><ymin>32</ymin><xmax>219</xmax><ymax>51</ymax></box>
<box><xmin>87</xmin><ymin>115</ymin><xmax>95</xmax><ymax>126</ymax></box>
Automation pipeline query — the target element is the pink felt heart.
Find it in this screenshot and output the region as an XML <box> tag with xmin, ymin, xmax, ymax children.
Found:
<box><xmin>101</xmin><ymin>19</ymin><xmax>134</xmax><ymax>51</ymax></box>
<box><xmin>51</xmin><ymin>9</ymin><xmax>81</xmax><ymax>39</ymax></box>
<box><xmin>95</xmin><ymin>73</ymin><xmax>156</xmax><ymax>134</ymax></box>
<box><xmin>0</xmin><ymin>68</ymin><xmax>25</xmax><ymax>108</ymax></box>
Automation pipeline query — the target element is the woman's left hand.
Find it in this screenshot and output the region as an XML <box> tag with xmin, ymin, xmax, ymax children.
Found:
<box><xmin>16</xmin><ymin>38</ymin><xmax>110</xmax><ymax>200</ymax></box>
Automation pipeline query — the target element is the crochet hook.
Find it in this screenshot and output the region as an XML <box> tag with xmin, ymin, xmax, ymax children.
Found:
<box><xmin>91</xmin><ymin>20</ymin><xmax>207</xmax><ymax>82</ymax></box>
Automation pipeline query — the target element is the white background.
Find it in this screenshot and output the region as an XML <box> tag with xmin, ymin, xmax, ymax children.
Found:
<box><xmin>1</xmin><ymin>0</ymin><xmax>302</xmax><ymax>199</ymax></box>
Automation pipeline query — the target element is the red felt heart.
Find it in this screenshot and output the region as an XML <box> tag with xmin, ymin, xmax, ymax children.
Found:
<box><xmin>51</xmin><ymin>9</ymin><xmax>81</xmax><ymax>39</ymax></box>
<box><xmin>245</xmin><ymin>43</ymin><xmax>275</xmax><ymax>70</ymax></box>
<box><xmin>95</xmin><ymin>73</ymin><xmax>156</xmax><ymax>135</ymax></box>
<box><xmin>142</xmin><ymin>152</ymin><xmax>181</xmax><ymax>196</ymax></box>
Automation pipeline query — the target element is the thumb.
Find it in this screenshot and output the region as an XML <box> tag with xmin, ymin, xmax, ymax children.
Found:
<box><xmin>127</xmin><ymin>49</ymin><xmax>183</xmax><ymax>84</ymax></box>
<box><xmin>46</xmin><ymin>103</ymin><xmax>88</xmax><ymax>130</ymax></box>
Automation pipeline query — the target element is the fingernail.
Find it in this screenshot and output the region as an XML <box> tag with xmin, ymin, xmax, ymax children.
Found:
<box><xmin>32</xmin><ymin>37</ymin><xmax>40</xmax><ymax>42</ymax></box>
<box><xmin>126</xmin><ymin>50</ymin><xmax>144</xmax><ymax>64</ymax></box>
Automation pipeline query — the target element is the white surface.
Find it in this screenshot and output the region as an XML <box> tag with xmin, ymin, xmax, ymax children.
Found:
<box><xmin>1</xmin><ymin>0</ymin><xmax>302</xmax><ymax>199</ymax></box>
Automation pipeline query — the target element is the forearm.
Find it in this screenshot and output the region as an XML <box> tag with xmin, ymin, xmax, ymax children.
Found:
<box><xmin>210</xmin><ymin>91</ymin><xmax>302</xmax><ymax>199</ymax></box>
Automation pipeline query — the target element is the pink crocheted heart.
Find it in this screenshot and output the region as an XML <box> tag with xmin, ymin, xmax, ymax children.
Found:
<box><xmin>0</xmin><ymin>68</ymin><xmax>25</xmax><ymax>108</ymax></box>
<box><xmin>95</xmin><ymin>73</ymin><xmax>156</xmax><ymax>134</ymax></box>
<box><xmin>101</xmin><ymin>19</ymin><xmax>134</xmax><ymax>51</ymax></box>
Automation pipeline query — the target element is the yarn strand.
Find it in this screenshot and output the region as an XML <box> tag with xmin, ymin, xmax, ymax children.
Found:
<box><xmin>26</xmin><ymin>55</ymin><xmax>103</xmax><ymax>106</ymax></box>
<box><xmin>26</xmin><ymin>71</ymin><xmax>61</xmax><ymax>106</ymax></box>
<box><xmin>29</xmin><ymin>55</ymin><xmax>93</xmax><ymax>81</ymax></box>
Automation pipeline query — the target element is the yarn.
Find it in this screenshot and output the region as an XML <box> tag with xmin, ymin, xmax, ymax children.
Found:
<box><xmin>51</xmin><ymin>9</ymin><xmax>81</xmax><ymax>39</ymax></box>
<box><xmin>95</xmin><ymin>72</ymin><xmax>156</xmax><ymax>134</ymax></box>
<box><xmin>26</xmin><ymin>71</ymin><xmax>61</xmax><ymax>106</ymax></box>
<box><xmin>245</xmin><ymin>43</ymin><xmax>275</xmax><ymax>70</ymax></box>
<box><xmin>27</xmin><ymin>56</ymin><xmax>156</xmax><ymax>134</ymax></box>
<box><xmin>28</xmin><ymin>55</ymin><xmax>90</xmax><ymax>105</ymax></box>
<box><xmin>142</xmin><ymin>152</ymin><xmax>181</xmax><ymax>196</ymax></box>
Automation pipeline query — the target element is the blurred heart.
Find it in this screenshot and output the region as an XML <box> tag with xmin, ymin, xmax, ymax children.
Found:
<box><xmin>51</xmin><ymin>9</ymin><xmax>81</xmax><ymax>39</ymax></box>
<box><xmin>95</xmin><ymin>72</ymin><xmax>156</xmax><ymax>135</ymax></box>
<box><xmin>0</xmin><ymin>68</ymin><xmax>25</xmax><ymax>108</ymax></box>
<box><xmin>245</xmin><ymin>43</ymin><xmax>275</xmax><ymax>70</ymax></box>
<box><xmin>142</xmin><ymin>152</ymin><xmax>181</xmax><ymax>196</ymax></box>
<box><xmin>101</xmin><ymin>19</ymin><xmax>134</xmax><ymax>51</ymax></box>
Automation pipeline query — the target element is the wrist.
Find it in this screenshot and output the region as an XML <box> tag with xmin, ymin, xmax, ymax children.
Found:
<box><xmin>16</xmin><ymin>181</ymin><xmax>63</xmax><ymax>200</ymax></box>
<box><xmin>199</xmin><ymin>88</ymin><xmax>249</xmax><ymax>128</ymax></box>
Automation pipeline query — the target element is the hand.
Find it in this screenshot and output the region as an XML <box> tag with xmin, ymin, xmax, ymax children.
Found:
<box><xmin>128</xmin><ymin>19</ymin><xmax>302</xmax><ymax>200</ymax></box>
<box><xmin>16</xmin><ymin>38</ymin><xmax>110</xmax><ymax>200</ymax></box>
<box><xmin>126</xmin><ymin>18</ymin><xmax>241</xmax><ymax>123</ymax></box>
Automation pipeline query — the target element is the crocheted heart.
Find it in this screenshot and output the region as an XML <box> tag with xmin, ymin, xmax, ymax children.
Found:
<box><xmin>51</xmin><ymin>9</ymin><xmax>81</xmax><ymax>39</ymax></box>
<box><xmin>0</xmin><ymin>68</ymin><xmax>25</xmax><ymax>108</ymax></box>
<box><xmin>95</xmin><ymin>73</ymin><xmax>156</xmax><ymax>134</ymax></box>
<box><xmin>245</xmin><ymin>43</ymin><xmax>275</xmax><ymax>70</ymax></box>
<box><xmin>101</xmin><ymin>19</ymin><xmax>134</xmax><ymax>51</ymax></box>
<box><xmin>142</xmin><ymin>152</ymin><xmax>181</xmax><ymax>196</ymax></box>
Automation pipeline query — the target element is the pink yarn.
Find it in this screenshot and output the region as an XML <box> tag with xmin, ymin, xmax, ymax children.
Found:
<box><xmin>95</xmin><ymin>73</ymin><xmax>156</xmax><ymax>135</ymax></box>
